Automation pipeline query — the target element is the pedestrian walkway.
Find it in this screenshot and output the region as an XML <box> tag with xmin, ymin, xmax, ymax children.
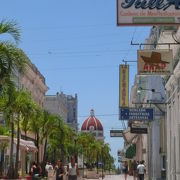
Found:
<box><xmin>84</xmin><ymin>174</ymin><xmax>134</xmax><ymax>180</ymax></box>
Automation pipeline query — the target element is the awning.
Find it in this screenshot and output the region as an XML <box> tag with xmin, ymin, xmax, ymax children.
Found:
<box><xmin>0</xmin><ymin>135</ymin><xmax>37</xmax><ymax>152</ymax></box>
<box><xmin>123</xmin><ymin>127</ymin><xmax>138</xmax><ymax>144</ymax></box>
<box><xmin>14</xmin><ymin>138</ymin><xmax>37</xmax><ymax>152</ymax></box>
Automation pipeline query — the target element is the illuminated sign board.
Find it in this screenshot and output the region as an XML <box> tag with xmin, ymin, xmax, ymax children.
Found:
<box><xmin>117</xmin><ymin>0</ymin><xmax>180</xmax><ymax>25</ymax></box>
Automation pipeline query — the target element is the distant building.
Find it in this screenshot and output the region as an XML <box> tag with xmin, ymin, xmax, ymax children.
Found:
<box><xmin>81</xmin><ymin>109</ymin><xmax>104</xmax><ymax>141</ymax></box>
<box><xmin>45</xmin><ymin>92</ymin><xmax>78</xmax><ymax>131</ymax></box>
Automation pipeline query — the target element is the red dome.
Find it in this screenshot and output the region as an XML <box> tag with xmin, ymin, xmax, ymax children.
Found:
<box><xmin>81</xmin><ymin>109</ymin><xmax>103</xmax><ymax>131</ymax></box>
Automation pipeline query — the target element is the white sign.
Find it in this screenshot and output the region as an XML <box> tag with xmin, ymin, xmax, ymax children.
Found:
<box><xmin>117</xmin><ymin>0</ymin><xmax>180</xmax><ymax>25</ymax></box>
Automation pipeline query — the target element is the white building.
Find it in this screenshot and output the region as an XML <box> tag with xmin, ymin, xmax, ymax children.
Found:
<box><xmin>161</xmin><ymin>27</ymin><xmax>180</xmax><ymax>180</ymax></box>
<box><xmin>146</xmin><ymin>26</ymin><xmax>180</xmax><ymax>180</ymax></box>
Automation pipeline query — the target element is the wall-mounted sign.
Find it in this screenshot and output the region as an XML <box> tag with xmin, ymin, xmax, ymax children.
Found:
<box><xmin>119</xmin><ymin>65</ymin><xmax>129</xmax><ymax>108</ymax></box>
<box><xmin>138</xmin><ymin>50</ymin><xmax>173</xmax><ymax>75</ymax></box>
<box><xmin>130</xmin><ymin>123</ymin><xmax>148</xmax><ymax>134</ymax></box>
<box><xmin>120</xmin><ymin>108</ymin><xmax>154</xmax><ymax>121</ymax></box>
<box><xmin>110</xmin><ymin>130</ymin><xmax>123</xmax><ymax>137</ymax></box>
<box><xmin>117</xmin><ymin>0</ymin><xmax>180</xmax><ymax>25</ymax></box>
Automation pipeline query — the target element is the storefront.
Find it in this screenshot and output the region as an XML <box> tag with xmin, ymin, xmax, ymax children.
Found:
<box><xmin>0</xmin><ymin>135</ymin><xmax>37</xmax><ymax>178</ymax></box>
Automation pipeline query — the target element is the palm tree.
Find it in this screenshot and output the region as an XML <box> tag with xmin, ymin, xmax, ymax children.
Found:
<box><xmin>0</xmin><ymin>19</ymin><xmax>27</xmax><ymax>178</ymax></box>
<box><xmin>12</xmin><ymin>90</ymin><xmax>36</xmax><ymax>177</ymax></box>
<box><xmin>29</xmin><ymin>105</ymin><xmax>43</xmax><ymax>163</ymax></box>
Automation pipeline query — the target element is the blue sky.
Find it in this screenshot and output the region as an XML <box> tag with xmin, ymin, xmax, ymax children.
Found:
<box><xmin>0</xmin><ymin>0</ymin><xmax>151</xmax><ymax>166</ymax></box>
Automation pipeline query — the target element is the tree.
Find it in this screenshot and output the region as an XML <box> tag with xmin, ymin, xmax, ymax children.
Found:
<box><xmin>29</xmin><ymin>105</ymin><xmax>43</xmax><ymax>163</ymax></box>
<box><xmin>0</xmin><ymin>19</ymin><xmax>27</xmax><ymax>178</ymax></box>
<box><xmin>13</xmin><ymin>90</ymin><xmax>35</xmax><ymax>177</ymax></box>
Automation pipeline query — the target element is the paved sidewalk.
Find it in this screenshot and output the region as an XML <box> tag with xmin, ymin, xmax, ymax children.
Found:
<box><xmin>84</xmin><ymin>174</ymin><xmax>134</xmax><ymax>180</ymax></box>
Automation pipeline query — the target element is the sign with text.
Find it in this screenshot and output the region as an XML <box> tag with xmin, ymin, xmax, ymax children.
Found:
<box><xmin>120</xmin><ymin>108</ymin><xmax>154</xmax><ymax>121</ymax></box>
<box><xmin>119</xmin><ymin>65</ymin><xmax>129</xmax><ymax>108</ymax></box>
<box><xmin>130</xmin><ymin>123</ymin><xmax>148</xmax><ymax>134</ymax></box>
<box><xmin>117</xmin><ymin>0</ymin><xmax>180</xmax><ymax>25</ymax></box>
<box><xmin>138</xmin><ymin>50</ymin><xmax>173</xmax><ymax>75</ymax></box>
<box><xmin>110</xmin><ymin>130</ymin><xmax>123</xmax><ymax>137</ymax></box>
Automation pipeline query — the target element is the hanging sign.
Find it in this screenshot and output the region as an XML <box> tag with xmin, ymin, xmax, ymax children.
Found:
<box><xmin>117</xmin><ymin>0</ymin><xmax>180</xmax><ymax>25</ymax></box>
<box><xmin>120</xmin><ymin>108</ymin><xmax>154</xmax><ymax>121</ymax></box>
<box><xmin>130</xmin><ymin>123</ymin><xmax>148</xmax><ymax>134</ymax></box>
<box><xmin>138</xmin><ymin>50</ymin><xmax>173</xmax><ymax>75</ymax></box>
<box><xmin>110</xmin><ymin>130</ymin><xmax>123</xmax><ymax>137</ymax></box>
<box><xmin>119</xmin><ymin>65</ymin><xmax>129</xmax><ymax>108</ymax></box>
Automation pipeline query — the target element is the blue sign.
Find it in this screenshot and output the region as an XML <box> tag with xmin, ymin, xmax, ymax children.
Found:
<box><xmin>120</xmin><ymin>108</ymin><xmax>154</xmax><ymax>121</ymax></box>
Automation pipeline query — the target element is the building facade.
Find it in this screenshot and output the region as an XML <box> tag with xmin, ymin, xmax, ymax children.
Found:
<box><xmin>159</xmin><ymin>27</ymin><xmax>180</xmax><ymax>180</ymax></box>
<box><xmin>145</xmin><ymin>26</ymin><xmax>180</xmax><ymax>180</ymax></box>
<box><xmin>45</xmin><ymin>92</ymin><xmax>78</xmax><ymax>131</ymax></box>
<box><xmin>19</xmin><ymin>60</ymin><xmax>48</xmax><ymax>163</ymax></box>
<box><xmin>19</xmin><ymin>61</ymin><xmax>48</xmax><ymax>107</ymax></box>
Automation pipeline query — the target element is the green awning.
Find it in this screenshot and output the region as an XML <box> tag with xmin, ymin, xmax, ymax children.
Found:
<box><xmin>125</xmin><ymin>144</ymin><xmax>136</xmax><ymax>159</ymax></box>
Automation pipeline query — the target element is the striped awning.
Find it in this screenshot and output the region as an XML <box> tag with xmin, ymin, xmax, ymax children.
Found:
<box><xmin>0</xmin><ymin>135</ymin><xmax>37</xmax><ymax>152</ymax></box>
<box><xmin>14</xmin><ymin>138</ymin><xmax>37</xmax><ymax>152</ymax></box>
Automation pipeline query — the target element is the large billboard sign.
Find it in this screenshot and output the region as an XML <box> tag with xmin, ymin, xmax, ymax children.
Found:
<box><xmin>117</xmin><ymin>0</ymin><xmax>180</xmax><ymax>25</ymax></box>
<box><xmin>119</xmin><ymin>65</ymin><xmax>129</xmax><ymax>108</ymax></box>
<box><xmin>138</xmin><ymin>50</ymin><xmax>173</xmax><ymax>75</ymax></box>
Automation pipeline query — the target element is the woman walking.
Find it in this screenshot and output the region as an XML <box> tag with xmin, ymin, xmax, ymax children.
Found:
<box><xmin>54</xmin><ymin>160</ymin><xmax>64</xmax><ymax>180</ymax></box>
<box><xmin>67</xmin><ymin>156</ymin><xmax>79</xmax><ymax>180</ymax></box>
<box><xmin>123</xmin><ymin>161</ymin><xmax>128</xmax><ymax>180</ymax></box>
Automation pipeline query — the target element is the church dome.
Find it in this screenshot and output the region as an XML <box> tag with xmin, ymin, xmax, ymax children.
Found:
<box><xmin>81</xmin><ymin>109</ymin><xmax>103</xmax><ymax>131</ymax></box>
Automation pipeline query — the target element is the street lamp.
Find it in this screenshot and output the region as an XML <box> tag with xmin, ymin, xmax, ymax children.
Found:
<box><xmin>101</xmin><ymin>145</ymin><xmax>104</xmax><ymax>180</ymax></box>
<box><xmin>74</xmin><ymin>136</ymin><xmax>77</xmax><ymax>163</ymax></box>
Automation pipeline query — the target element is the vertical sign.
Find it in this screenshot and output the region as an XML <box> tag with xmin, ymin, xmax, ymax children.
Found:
<box><xmin>119</xmin><ymin>64</ymin><xmax>129</xmax><ymax>108</ymax></box>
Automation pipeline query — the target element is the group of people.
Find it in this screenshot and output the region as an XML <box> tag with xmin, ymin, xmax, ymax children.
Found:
<box><xmin>123</xmin><ymin>160</ymin><xmax>146</xmax><ymax>180</ymax></box>
<box><xmin>31</xmin><ymin>156</ymin><xmax>79</xmax><ymax>180</ymax></box>
<box><xmin>55</xmin><ymin>156</ymin><xmax>79</xmax><ymax>180</ymax></box>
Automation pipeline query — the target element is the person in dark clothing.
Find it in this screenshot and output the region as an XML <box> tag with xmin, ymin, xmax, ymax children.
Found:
<box><xmin>132</xmin><ymin>160</ymin><xmax>137</xmax><ymax>180</ymax></box>
<box><xmin>54</xmin><ymin>160</ymin><xmax>64</xmax><ymax>180</ymax></box>
<box><xmin>30</xmin><ymin>162</ymin><xmax>40</xmax><ymax>180</ymax></box>
<box><xmin>123</xmin><ymin>161</ymin><xmax>128</xmax><ymax>180</ymax></box>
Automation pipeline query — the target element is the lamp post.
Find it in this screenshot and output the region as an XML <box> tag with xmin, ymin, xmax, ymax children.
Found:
<box><xmin>74</xmin><ymin>136</ymin><xmax>77</xmax><ymax>163</ymax></box>
<box><xmin>101</xmin><ymin>145</ymin><xmax>104</xmax><ymax>180</ymax></box>
<box><xmin>137</xmin><ymin>87</ymin><xmax>165</xmax><ymax>102</ymax></box>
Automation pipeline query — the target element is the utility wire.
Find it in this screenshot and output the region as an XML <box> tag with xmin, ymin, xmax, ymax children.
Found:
<box><xmin>24</xmin><ymin>23</ymin><xmax>114</xmax><ymax>30</ymax></box>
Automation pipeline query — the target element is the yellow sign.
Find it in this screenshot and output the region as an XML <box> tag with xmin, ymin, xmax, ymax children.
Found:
<box><xmin>119</xmin><ymin>65</ymin><xmax>129</xmax><ymax>107</ymax></box>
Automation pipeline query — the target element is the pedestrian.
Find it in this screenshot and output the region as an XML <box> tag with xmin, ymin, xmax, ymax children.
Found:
<box><xmin>123</xmin><ymin>161</ymin><xmax>128</xmax><ymax>180</ymax></box>
<box><xmin>132</xmin><ymin>160</ymin><xmax>137</xmax><ymax>180</ymax></box>
<box><xmin>67</xmin><ymin>156</ymin><xmax>79</xmax><ymax>180</ymax></box>
<box><xmin>30</xmin><ymin>161</ymin><xmax>39</xmax><ymax>180</ymax></box>
<box><xmin>54</xmin><ymin>160</ymin><xmax>64</xmax><ymax>180</ymax></box>
<box><xmin>137</xmin><ymin>160</ymin><xmax>146</xmax><ymax>180</ymax></box>
<box><xmin>47</xmin><ymin>163</ymin><xmax>54</xmax><ymax>179</ymax></box>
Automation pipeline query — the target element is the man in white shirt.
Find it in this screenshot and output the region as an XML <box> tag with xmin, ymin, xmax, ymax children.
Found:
<box><xmin>137</xmin><ymin>160</ymin><xmax>146</xmax><ymax>180</ymax></box>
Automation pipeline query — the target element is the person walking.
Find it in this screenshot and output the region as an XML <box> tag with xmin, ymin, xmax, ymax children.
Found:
<box><xmin>123</xmin><ymin>161</ymin><xmax>128</xmax><ymax>180</ymax></box>
<box><xmin>132</xmin><ymin>160</ymin><xmax>137</xmax><ymax>180</ymax></box>
<box><xmin>67</xmin><ymin>156</ymin><xmax>79</xmax><ymax>180</ymax></box>
<box><xmin>137</xmin><ymin>160</ymin><xmax>146</xmax><ymax>180</ymax></box>
<box><xmin>54</xmin><ymin>160</ymin><xmax>64</xmax><ymax>180</ymax></box>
